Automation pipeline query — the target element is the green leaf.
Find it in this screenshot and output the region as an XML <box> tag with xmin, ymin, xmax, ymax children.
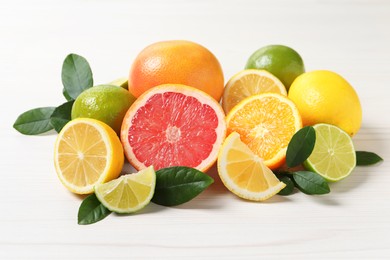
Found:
<box><xmin>277</xmin><ymin>175</ymin><xmax>295</xmax><ymax>196</ymax></box>
<box><xmin>50</xmin><ymin>101</ymin><xmax>74</xmax><ymax>133</ymax></box>
<box><xmin>152</xmin><ymin>166</ymin><xmax>214</xmax><ymax>206</ymax></box>
<box><xmin>356</xmin><ymin>151</ymin><xmax>383</xmax><ymax>166</ymax></box>
<box><xmin>61</xmin><ymin>53</ymin><xmax>93</xmax><ymax>100</ymax></box>
<box><xmin>78</xmin><ymin>194</ymin><xmax>111</xmax><ymax>225</ymax></box>
<box><xmin>292</xmin><ymin>171</ymin><xmax>330</xmax><ymax>195</ymax></box>
<box><xmin>62</xmin><ymin>88</ymin><xmax>73</xmax><ymax>101</ymax></box>
<box><xmin>13</xmin><ymin>107</ymin><xmax>56</xmax><ymax>135</ymax></box>
<box><xmin>286</xmin><ymin>126</ymin><xmax>316</xmax><ymax>167</ymax></box>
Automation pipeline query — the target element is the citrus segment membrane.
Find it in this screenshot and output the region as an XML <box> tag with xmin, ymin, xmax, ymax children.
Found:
<box><xmin>121</xmin><ymin>84</ymin><xmax>226</xmax><ymax>172</ymax></box>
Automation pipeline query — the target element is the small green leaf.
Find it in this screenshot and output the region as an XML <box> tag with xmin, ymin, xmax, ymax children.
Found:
<box><xmin>78</xmin><ymin>194</ymin><xmax>111</xmax><ymax>225</ymax></box>
<box><xmin>62</xmin><ymin>53</ymin><xmax>93</xmax><ymax>100</ymax></box>
<box><xmin>286</xmin><ymin>126</ymin><xmax>316</xmax><ymax>167</ymax></box>
<box><xmin>152</xmin><ymin>166</ymin><xmax>214</xmax><ymax>206</ymax></box>
<box><xmin>50</xmin><ymin>101</ymin><xmax>74</xmax><ymax>133</ymax></box>
<box><xmin>62</xmin><ymin>88</ymin><xmax>73</xmax><ymax>101</ymax></box>
<box><xmin>356</xmin><ymin>151</ymin><xmax>383</xmax><ymax>166</ymax></box>
<box><xmin>277</xmin><ymin>175</ymin><xmax>295</xmax><ymax>196</ymax></box>
<box><xmin>292</xmin><ymin>171</ymin><xmax>330</xmax><ymax>195</ymax></box>
<box><xmin>13</xmin><ymin>107</ymin><xmax>56</xmax><ymax>135</ymax></box>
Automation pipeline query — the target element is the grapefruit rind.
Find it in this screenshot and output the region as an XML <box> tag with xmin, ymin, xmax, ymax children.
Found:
<box><xmin>121</xmin><ymin>84</ymin><xmax>226</xmax><ymax>172</ymax></box>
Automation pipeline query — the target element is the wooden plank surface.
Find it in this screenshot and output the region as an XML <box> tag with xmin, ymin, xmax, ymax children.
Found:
<box><xmin>0</xmin><ymin>0</ymin><xmax>389</xmax><ymax>259</ymax></box>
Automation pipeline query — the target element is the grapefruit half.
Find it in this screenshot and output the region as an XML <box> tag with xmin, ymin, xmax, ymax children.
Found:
<box><xmin>121</xmin><ymin>84</ymin><xmax>226</xmax><ymax>172</ymax></box>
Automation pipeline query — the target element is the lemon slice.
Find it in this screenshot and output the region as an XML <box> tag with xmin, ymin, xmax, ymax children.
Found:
<box><xmin>304</xmin><ymin>123</ymin><xmax>356</xmax><ymax>182</ymax></box>
<box><xmin>95</xmin><ymin>166</ymin><xmax>156</xmax><ymax>213</ymax></box>
<box><xmin>222</xmin><ymin>69</ymin><xmax>287</xmax><ymax>113</ymax></box>
<box><xmin>54</xmin><ymin>118</ymin><xmax>124</xmax><ymax>194</ymax></box>
<box><xmin>217</xmin><ymin>132</ymin><xmax>286</xmax><ymax>201</ymax></box>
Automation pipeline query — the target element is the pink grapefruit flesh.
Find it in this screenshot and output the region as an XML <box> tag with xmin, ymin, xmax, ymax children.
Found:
<box><xmin>121</xmin><ymin>84</ymin><xmax>226</xmax><ymax>172</ymax></box>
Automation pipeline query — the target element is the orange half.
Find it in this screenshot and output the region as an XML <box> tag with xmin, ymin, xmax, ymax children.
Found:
<box><xmin>226</xmin><ymin>93</ymin><xmax>302</xmax><ymax>169</ymax></box>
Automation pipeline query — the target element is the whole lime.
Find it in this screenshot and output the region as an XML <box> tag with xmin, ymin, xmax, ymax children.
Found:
<box><xmin>288</xmin><ymin>70</ymin><xmax>362</xmax><ymax>136</ymax></box>
<box><xmin>71</xmin><ymin>85</ymin><xmax>136</xmax><ymax>134</ymax></box>
<box><xmin>245</xmin><ymin>45</ymin><xmax>305</xmax><ymax>90</ymax></box>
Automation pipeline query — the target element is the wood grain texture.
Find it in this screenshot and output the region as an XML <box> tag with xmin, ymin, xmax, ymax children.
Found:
<box><xmin>1</xmin><ymin>0</ymin><xmax>389</xmax><ymax>259</ymax></box>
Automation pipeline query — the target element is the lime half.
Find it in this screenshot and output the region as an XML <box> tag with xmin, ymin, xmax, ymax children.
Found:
<box><xmin>304</xmin><ymin>124</ymin><xmax>356</xmax><ymax>182</ymax></box>
<box><xmin>95</xmin><ymin>166</ymin><xmax>156</xmax><ymax>213</ymax></box>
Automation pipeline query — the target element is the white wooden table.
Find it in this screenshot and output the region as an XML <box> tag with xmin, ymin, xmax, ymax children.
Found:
<box><xmin>1</xmin><ymin>0</ymin><xmax>389</xmax><ymax>259</ymax></box>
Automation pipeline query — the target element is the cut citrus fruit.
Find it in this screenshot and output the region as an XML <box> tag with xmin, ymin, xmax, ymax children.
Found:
<box><xmin>95</xmin><ymin>166</ymin><xmax>156</xmax><ymax>213</ymax></box>
<box><xmin>121</xmin><ymin>84</ymin><xmax>226</xmax><ymax>172</ymax></box>
<box><xmin>226</xmin><ymin>93</ymin><xmax>302</xmax><ymax>169</ymax></box>
<box><xmin>218</xmin><ymin>132</ymin><xmax>286</xmax><ymax>201</ymax></box>
<box><xmin>222</xmin><ymin>69</ymin><xmax>287</xmax><ymax>113</ymax></box>
<box><xmin>54</xmin><ymin>118</ymin><xmax>124</xmax><ymax>194</ymax></box>
<box><xmin>304</xmin><ymin>123</ymin><xmax>356</xmax><ymax>182</ymax></box>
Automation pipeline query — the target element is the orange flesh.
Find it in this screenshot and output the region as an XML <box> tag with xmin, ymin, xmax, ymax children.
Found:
<box><xmin>227</xmin><ymin>96</ymin><xmax>299</xmax><ymax>166</ymax></box>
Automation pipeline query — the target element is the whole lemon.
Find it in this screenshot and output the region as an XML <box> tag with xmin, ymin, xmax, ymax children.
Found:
<box><xmin>72</xmin><ymin>85</ymin><xmax>136</xmax><ymax>134</ymax></box>
<box><xmin>288</xmin><ymin>70</ymin><xmax>362</xmax><ymax>136</ymax></box>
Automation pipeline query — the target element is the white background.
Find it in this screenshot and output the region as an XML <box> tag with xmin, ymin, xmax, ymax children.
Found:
<box><xmin>1</xmin><ymin>0</ymin><xmax>389</xmax><ymax>259</ymax></box>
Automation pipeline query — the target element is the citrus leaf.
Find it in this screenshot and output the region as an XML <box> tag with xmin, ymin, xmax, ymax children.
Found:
<box><xmin>78</xmin><ymin>194</ymin><xmax>111</xmax><ymax>225</ymax></box>
<box><xmin>13</xmin><ymin>107</ymin><xmax>56</xmax><ymax>135</ymax></box>
<box><xmin>50</xmin><ymin>100</ymin><xmax>74</xmax><ymax>133</ymax></box>
<box><xmin>286</xmin><ymin>126</ymin><xmax>316</xmax><ymax>167</ymax></box>
<box><xmin>292</xmin><ymin>171</ymin><xmax>330</xmax><ymax>195</ymax></box>
<box><xmin>152</xmin><ymin>166</ymin><xmax>214</xmax><ymax>206</ymax></box>
<box><xmin>276</xmin><ymin>175</ymin><xmax>295</xmax><ymax>196</ymax></box>
<box><xmin>62</xmin><ymin>53</ymin><xmax>93</xmax><ymax>100</ymax></box>
<box><xmin>356</xmin><ymin>151</ymin><xmax>383</xmax><ymax>166</ymax></box>
<box><xmin>62</xmin><ymin>88</ymin><xmax>73</xmax><ymax>101</ymax></box>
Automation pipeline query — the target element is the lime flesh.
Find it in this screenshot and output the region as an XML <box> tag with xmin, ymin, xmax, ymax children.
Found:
<box><xmin>95</xmin><ymin>166</ymin><xmax>156</xmax><ymax>213</ymax></box>
<box><xmin>304</xmin><ymin>123</ymin><xmax>356</xmax><ymax>182</ymax></box>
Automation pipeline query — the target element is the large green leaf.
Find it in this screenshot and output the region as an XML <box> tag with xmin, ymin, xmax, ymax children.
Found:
<box><xmin>152</xmin><ymin>166</ymin><xmax>214</xmax><ymax>206</ymax></box>
<box><xmin>61</xmin><ymin>53</ymin><xmax>93</xmax><ymax>100</ymax></box>
<box><xmin>286</xmin><ymin>126</ymin><xmax>316</xmax><ymax>167</ymax></box>
<box><xmin>78</xmin><ymin>194</ymin><xmax>111</xmax><ymax>225</ymax></box>
<box><xmin>13</xmin><ymin>107</ymin><xmax>55</xmax><ymax>135</ymax></box>
<box><xmin>292</xmin><ymin>171</ymin><xmax>330</xmax><ymax>195</ymax></box>
<box><xmin>50</xmin><ymin>100</ymin><xmax>74</xmax><ymax>133</ymax></box>
<box><xmin>356</xmin><ymin>151</ymin><xmax>383</xmax><ymax>166</ymax></box>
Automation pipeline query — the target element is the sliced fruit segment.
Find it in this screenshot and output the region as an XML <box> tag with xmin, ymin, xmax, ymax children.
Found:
<box><xmin>54</xmin><ymin>118</ymin><xmax>124</xmax><ymax>194</ymax></box>
<box><xmin>121</xmin><ymin>84</ymin><xmax>226</xmax><ymax>172</ymax></box>
<box><xmin>226</xmin><ymin>93</ymin><xmax>302</xmax><ymax>169</ymax></box>
<box><xmin>222</xmin><ymin>69</ymin><xmax>287</xmax><ymax>113</ymax></box>
<box><xmin>95</xmin><ymin>166</ymin><xmax>156</xmax><ymax>213</ymax></box>
<box><xmin>304</xmin><ymin>123</ymin><xmax>356</xmax><ymax>181</ymax></box>
<box><xmin>218</xmin><ymin>132</ymin><xmax>286</xmax><ymax>201</ymax></box>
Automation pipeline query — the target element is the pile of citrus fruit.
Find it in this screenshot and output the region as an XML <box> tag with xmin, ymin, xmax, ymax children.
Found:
<box><xmin>14</xmin><ymin>40</ymin><xmax>382</xmax><ymax>224</ymax></box>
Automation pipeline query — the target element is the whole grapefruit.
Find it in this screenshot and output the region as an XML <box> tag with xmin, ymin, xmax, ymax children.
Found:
<box><xmin>128</xmin><ymin>40</ymin><xmax>224</xmax><ymax>101</ymax></box>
